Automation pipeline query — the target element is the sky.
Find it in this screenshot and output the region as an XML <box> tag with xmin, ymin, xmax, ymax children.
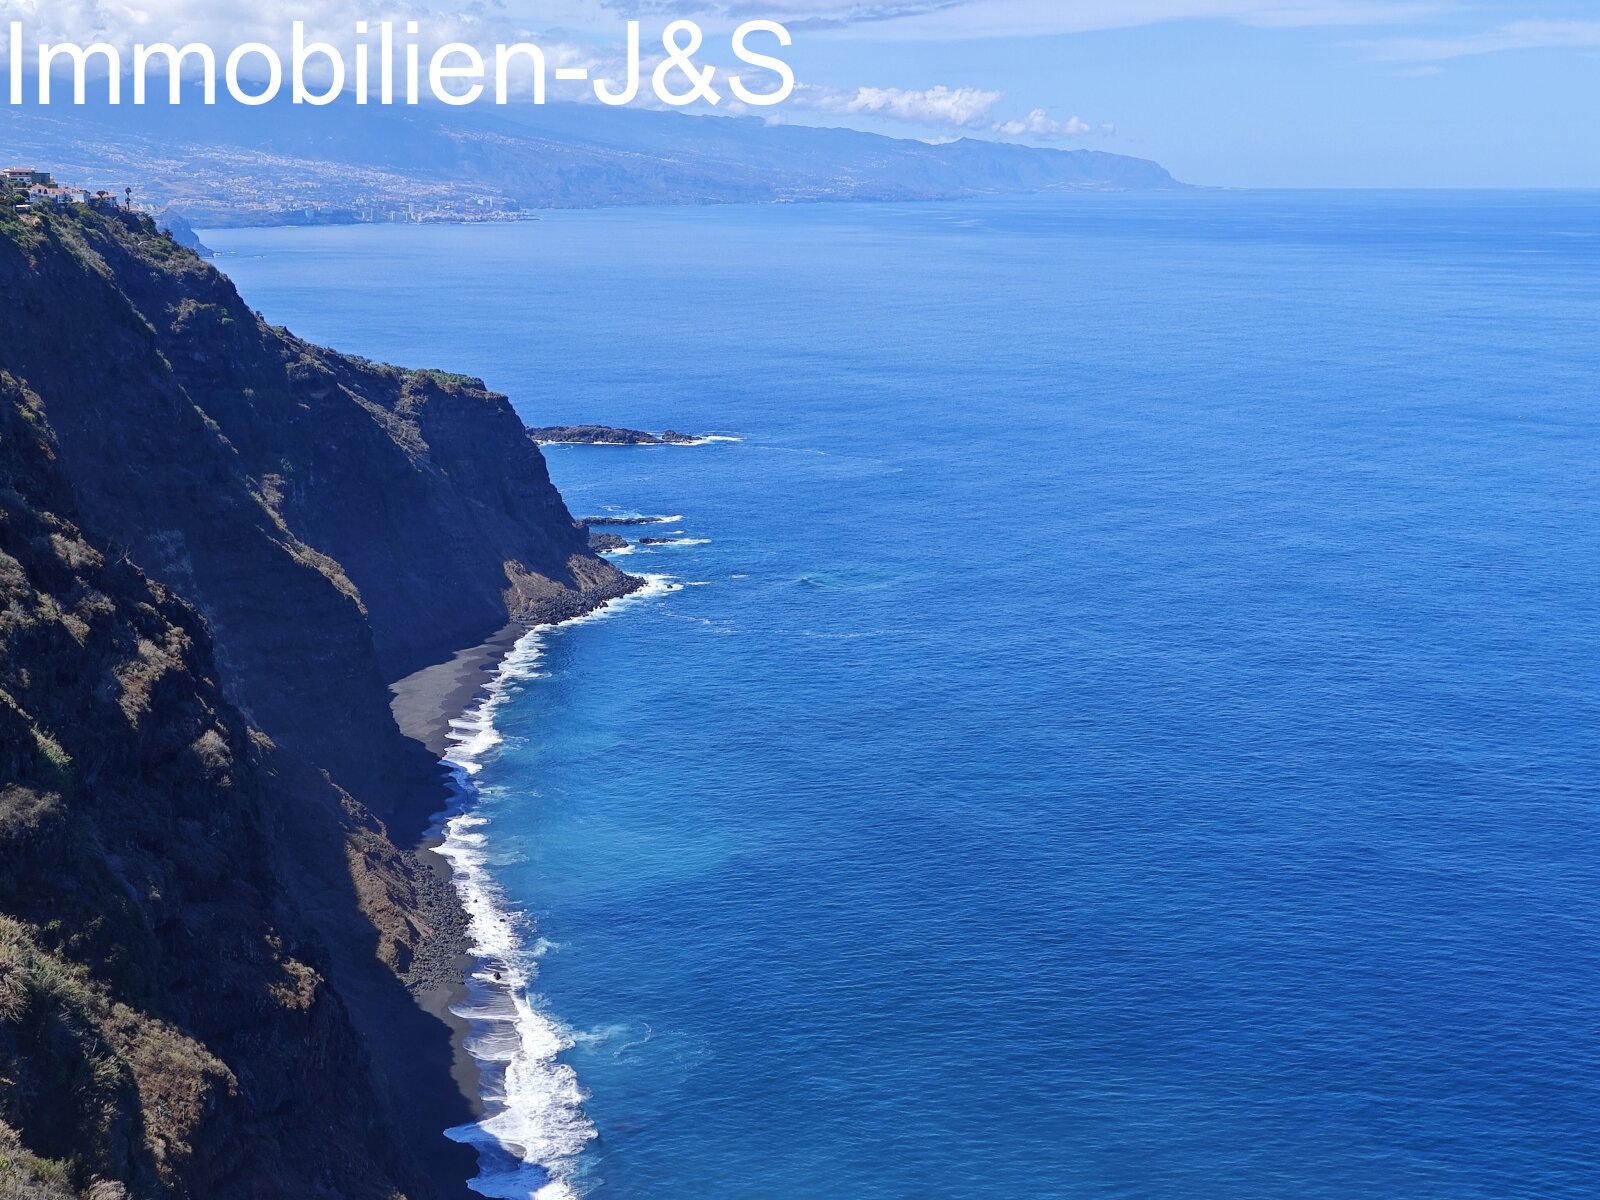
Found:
<box><xmin>3</xmin><ymin>0</ymin><xmax>1599</xmax><ymax>186</ymax></box>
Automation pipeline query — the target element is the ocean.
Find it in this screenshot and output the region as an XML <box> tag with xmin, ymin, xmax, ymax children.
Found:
<box><xmin>205</xmin><ymin>191</ymin><xmax>1600</xmax><ymax>1200</ymax></box>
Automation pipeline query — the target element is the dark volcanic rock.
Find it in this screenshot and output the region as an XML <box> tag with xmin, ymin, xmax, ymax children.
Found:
<box><xmin>580</xmin><ymin>514</ymin><xmax>679</xmax><ymax>527</ymax></box>
<box><xmin>0</xmin><ymin>204</ymin><xmax>642</xmax><ymax>1198</ymax></box>
<box><xmin>0</xmin><ymin>375</ymin><xmax>445</xmax><ymax>1199</ymax></box>
<box><xmin>528</xmin><ymin>424</ymin><xmax>701</xmax><ymax>445</ymax></box>
<box><xmin>588</xmin><ymin>531</ymin><xmax>630</xmax><ymax>551</ymax></box>
<box><xmin>1</xmin><ymin>206</ymin><xmax>637</xmax><ymax>820</ymax></box>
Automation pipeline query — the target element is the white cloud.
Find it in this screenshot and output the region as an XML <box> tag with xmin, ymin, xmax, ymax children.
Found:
<box><xmin>0</xmin><ymin>0</ymin><xmax>1449</xmax><ymax>46</ymax></box>
<box><xmin>794</xmin><ymin>83</ymin><xmax>1109</xmax><ymax>141</ymax></box>
<box><xmin>1373</xmin><ymin>18</ymin><xmax>1600</xmax><ymax>61</ymax></box>
<box><xmin>995</xmin><ymin>108</ymin><xmax>1091</xmax><ymax>137</ymax></box>
<box><xmin>0</xmin><ymin>0</ymin><xmax>612</xmax><ymax>91</ymax></box>
<box><xmin>797</xmin><ymin>82</ymin><xmax>1002</xmax><ymax>127</ymax></box>
<box><xmin>595</xmin><ymin>0</ymin><xmax>1443</xmax><ymax>38</ymax></box>
<box><xmin>2</xmin><ymin>0</ymin><xmax>521</xmax><ymax>54</ymax></box>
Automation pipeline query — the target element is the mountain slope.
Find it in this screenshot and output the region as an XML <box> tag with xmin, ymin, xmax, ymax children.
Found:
<box><xmin>2</xmin><ymin>97</ymin><xmax>1183</xmax><ymax>225</ymax></box>
<box><xmin>0</xmin><ymin>371</ymin><xmax>440</xmax><ymax>1199</ymax></box>
<box><xmin>0</xmin><ymin>203</ymin><xmax>633</xmax><ymax>816</ymax></box>
<box><xmin>0</xmin><ymin>200</ymin><xmax>634</xmax><ymax>1197</ymax></box>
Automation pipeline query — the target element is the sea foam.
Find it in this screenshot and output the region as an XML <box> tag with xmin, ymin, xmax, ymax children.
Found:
<box><xmin>437</xmin><ymin>576</ymin><xmax>679</xmax><ymax>1199</ymax></box>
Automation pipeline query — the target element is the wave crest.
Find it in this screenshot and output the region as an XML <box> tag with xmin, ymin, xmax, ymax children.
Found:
<box><xmin>435</xmin><ymin>576</ymin><xmax>678</xmax><ymax>1198</ymax></box>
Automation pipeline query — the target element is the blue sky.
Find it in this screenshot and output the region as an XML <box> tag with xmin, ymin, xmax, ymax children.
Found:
<box><xmin>767</xmin><ymin>4</ymin><xmax>1600</xmax><ymax>187</ymax></box>
<box><xmin>6</xmin><ymin>0</ymin><xmax>1599</xmax><ymax>185</ymax></box>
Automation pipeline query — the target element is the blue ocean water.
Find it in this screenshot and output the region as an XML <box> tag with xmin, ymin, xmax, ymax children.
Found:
<box><xmin>207</xmin><ymin>192</ymin><xmax>1600</xmax><ymax>1200</ymax></box>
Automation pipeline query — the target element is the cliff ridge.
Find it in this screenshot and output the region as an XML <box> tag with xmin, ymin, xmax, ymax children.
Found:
<box><xmin>0</xmin><ymin>201</ymin><xmax>633</xmax><ymax>1197</ymax></box>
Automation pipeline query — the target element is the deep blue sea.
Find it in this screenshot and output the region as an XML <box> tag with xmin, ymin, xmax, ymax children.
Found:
<box><xmin>206</xmin><ymin>192</ymin><xmax>1600</xmax><ymax>1200</ymax></box>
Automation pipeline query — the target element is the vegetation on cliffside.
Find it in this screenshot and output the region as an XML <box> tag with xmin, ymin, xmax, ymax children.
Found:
<box><xmin>0</xmin><ymin>204</ymin><xmax>635</xmax><ymax>1197</ymax></box>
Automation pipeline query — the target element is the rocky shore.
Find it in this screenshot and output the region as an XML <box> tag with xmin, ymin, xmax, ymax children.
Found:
<box><xmin>528</xmin><ymin>424</ymin><xmax>702</xmax><ymax>445</ymax></box>
<box><xmin>580</xmin><ymin>513</ymin><xmax>683</xmax><ymax>527</ymax></box>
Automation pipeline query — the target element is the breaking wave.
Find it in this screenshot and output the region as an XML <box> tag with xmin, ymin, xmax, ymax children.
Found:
<box><xmin>436</xmin><ymin>576</ymin><xmax>679</xmax><ymax>1198</ymax></box>
<box><xmin>580</xmin><ymin>513</ymin><xmax>685</xmax><ymax>527</ymax></box>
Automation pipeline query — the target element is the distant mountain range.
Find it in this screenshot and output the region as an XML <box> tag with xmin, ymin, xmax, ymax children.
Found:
<box><xmin>2</xmin><ymin>95</ymin><xmax>1184</xmax><ymax>226</ymax></box>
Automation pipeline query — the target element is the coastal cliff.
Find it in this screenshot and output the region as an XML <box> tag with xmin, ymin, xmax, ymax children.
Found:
<box><xmin>0</xmin><ymin>203</ymin><xmax>635</xmax><ymax>1197</ymax></box>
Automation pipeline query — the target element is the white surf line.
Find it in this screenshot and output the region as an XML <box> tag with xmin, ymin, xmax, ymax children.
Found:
<box><xmin>435</xmin><ymin>576</ymin><xmax>680</xmax><ymax>1199</ymax></box>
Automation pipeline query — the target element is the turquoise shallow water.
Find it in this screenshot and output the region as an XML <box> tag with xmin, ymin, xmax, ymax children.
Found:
<box><xmin>207</xmin><ymin>192</ymin><xmax>1600</xmax><ymax>1200</ymax></box>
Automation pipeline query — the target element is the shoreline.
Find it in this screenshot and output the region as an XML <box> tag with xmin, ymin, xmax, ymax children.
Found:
<box><xmin>393</xmin><ymin>621</ymin><xmax>530</xmax><ymax>758</ymax></box>
<box><xmin>388</xmin><ymin>575</ymin><xmax>663</xmax><ymax>1196</ymax></box>
<box><xmin>392</xmin><ymin>620</ymin><xmax>530</xmax><ymax>1123</ymax></box>
<box><xmin>390</xmin><ymin>617</ymin><xmax>554</xmax><ymax>1129</ymax></box>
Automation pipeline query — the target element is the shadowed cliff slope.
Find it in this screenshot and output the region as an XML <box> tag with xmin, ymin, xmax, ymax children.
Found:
<box><xmin>0</xmin><ymin>203</ymin><xmax>635</xmax><ymax>821</ymax></box>
<box><xmin>0</xmin><ymin>203</ymin><xmax>635</xmax><ymax>1197</ymax></box>
<box><xmin>0</xmin><ymin>373</ymin><xmax>437</xmax><ymax>1199</ymax></box>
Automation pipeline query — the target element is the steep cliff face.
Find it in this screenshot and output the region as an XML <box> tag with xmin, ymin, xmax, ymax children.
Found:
<box><xmin>0</xmin><ymin>205</ymin><xmax>633</xmax><ymax>820</ymax></box>
<box><xmin>77</xmin><ymin>220</ymin><xmax>627</xmax><ymax>678</ymax></box>
<box><xmin>0</xmin><ymin>378</ymin><xmax>434</xmax><ymax>1198</ymax></box>
<box><xmin>0</xmin><ymin>204</ymin><xmax>635</xmax><ymax>1197</ymax></box>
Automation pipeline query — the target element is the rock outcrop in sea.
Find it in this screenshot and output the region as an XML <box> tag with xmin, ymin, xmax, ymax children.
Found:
<box><xmin>0</xmin><ymin>203</ymin><xmax>636</xmax><ymax>1199</ymax></box>
<box><xmin>528</xmin><ymin>424</ymin><xmax>701</xmax><ymax>445</ymax></box>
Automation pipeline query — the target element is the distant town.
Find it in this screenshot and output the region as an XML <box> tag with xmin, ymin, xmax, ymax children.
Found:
<box><xmin>2</xmin><ymin>98</ymin><xmax>1180</xmax><ymax>231</ymax></box>
<box><xmin>3</xmin><ymin>162</ymin><xmax>527</xmax><ymax>233</ymax></box>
